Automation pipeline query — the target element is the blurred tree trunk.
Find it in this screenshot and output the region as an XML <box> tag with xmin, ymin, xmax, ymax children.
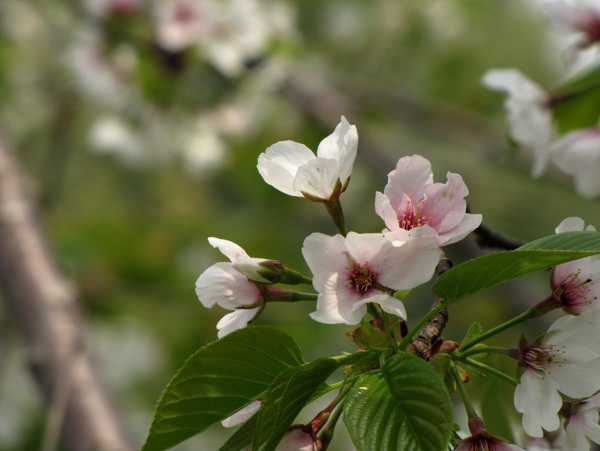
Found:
<box><xmin>0</xmin><ymin>128</ymin><xmax>132</xmax><ymax>451</ymax></box>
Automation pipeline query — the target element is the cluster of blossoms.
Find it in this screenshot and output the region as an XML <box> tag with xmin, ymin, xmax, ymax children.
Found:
<box><xmin>483</xmin><ymin>0</ymin><xmax>600</xmax><ymax>198</ymax></box>
<box><xmin>194</xmin><ymin>116</ymin><xmax>600</xmax><ymax>450</ymax></box>
<box><xmin>197</xmin><ymin>116</ymin><xmax>481</xmax><ymax>333</ymax></box>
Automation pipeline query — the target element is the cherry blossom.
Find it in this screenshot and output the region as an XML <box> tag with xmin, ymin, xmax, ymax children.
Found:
<box><xmin>550</xmin><ymin>128</ymin><xmax>600</xmax><ymax>199</ymax></box>
<box><xmin>258</xmin><ymin>116</ymin><xmax>358</xmax><ymax>201</ymax></box>
<box><xmin>482</xmin><ymin>69</ymin><xmax>555</xmax><ymax>177</ymax></box>
<box><xmin>274</xmin><ymin>426</ymin><xmax>319</xmax><ymax>451</ymax></box>
<box><xmin>221</xmin><ymin>399</ymin><xmax>261</xmax><ymax>428</ymax></box>
<box><xmin>563</xmin><ymin>394</ymin><xmax>600</xmax><ymax>451</ymax></box>
<box><xmin>514</xmin><ymin>310</ymin><xmax>600</xmax><ymax>437</ymax></box>
<box><xmin>455</xmin><ymin>434</ymin><xmax>524</xmax><ymax>451</ymax></box>
<box><xmin>195</xmin><ymin>238</ymin><xmax>265</xmax><ymax>337</ymax></box>
<box><xmin>550</xmin><ymin>217</ymin><xmax>600</xmax><ymax>314</ymax></box>
<box><xmin>302</xmin><ymin>232</ymin><xmax>440</xmax><ymax>325</ymax></box>
<box><xmin>153</xmin><ymin>0</ymin><xmax>297</xmax><ymax>77</ymax></box>
<box><xmin>374</xmin><ymin>155</ymin><xmax>481</xmax><ymax>246</ymax></box>
<box><xmin>540</xmin><ymin>0</ymin><xmax>600</xmax><ymax>59</ymax></box>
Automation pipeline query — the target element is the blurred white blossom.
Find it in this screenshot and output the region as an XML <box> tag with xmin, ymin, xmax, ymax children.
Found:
<box><xmin>482</xmin><ymin>68</ymin><xmax>555</xmax><ymax>177</ymax></box>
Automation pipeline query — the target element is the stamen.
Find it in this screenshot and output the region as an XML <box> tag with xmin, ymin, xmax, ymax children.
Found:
<box><xmin>399</xmin><ymin>196</ymin><xmax>432</xmax><ymax>230</ymax></box>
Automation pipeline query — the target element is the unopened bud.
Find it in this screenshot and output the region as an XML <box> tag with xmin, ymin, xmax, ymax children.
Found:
<box><xmin>233</xmin><ymin>258</ymin><xmax>284</xmax><ymax>284</ymax></box>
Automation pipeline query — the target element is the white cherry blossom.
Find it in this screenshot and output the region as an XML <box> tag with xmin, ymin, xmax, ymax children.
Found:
<box><xmin>551</xmin><ymin>217</ymin><xmax>600</xmax><ymax>314</ymax></box>
<box><xmin>550</xmin><ymin>128</ymin><xmax>600</xmax><ymax>199</ymax></box>
<box><xmin>274</xmin><ymin>427</ymin><xmax>318</xmax><ymax>451</ymax></box>
<box><xmin>302</xmin><ymin>232</ymin><xmax>440</xmax><ymax>325</ymax></box>
<box><xmin>195</xmin><ymin>238</ymin><xmax>265</xmax><ymax>337</ymax></box>
<box><xmin>563</xmin><ymin>394</ymin><xmax>600</xmax><ymax>451</ymax></box>
<box><xmin>257</xmin><ymin>116</ymin><xmax>358</xmax><ymax>201</ymax></box>
<box><xmin>514</xmin><ymin>310</ymin><xmax>600</xmax><ymax>437</ymax></box>
<box><xmin>540</xmin><ymin>0</ymin><xmax>600</xmax><ymax>59</ymax></box>
<box><xmin>374</xmin><ymin>155</ymin><xmax>481</xmax><ymax>246</ymax></box>
<box><xmin>482</xmin><ymin>69</ymin><xmax>555</xmax><ymax>177</ymax></box>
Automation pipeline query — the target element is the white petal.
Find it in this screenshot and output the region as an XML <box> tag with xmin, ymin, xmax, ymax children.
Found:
<box><xmin>216</xmin><ymin>308</ymin><xmax>260</xmax><ymax>338</ymax></box>
<box><xmin>301</xmin><ymin>233</ymin><xmax>348</xmax><ymax>290</ymax></box>
<box><xmin>555</xmin><ymin>217</ymin><xmax>586</xmax><ymax>233</ymax></box>
<box><xmin>514</xmin><ymin>370</ymin><xmax>562</xmax><ymax>437</ymax></box>
<box><xmin>375</xmin><ymin>237</ymin><xmax>441</xmax><ymax>290</ymax></box>
<box><xmin>551</xmin><ymin>359</ymin><xmax>600</xmax><ymax>399</ymax></box>
<box><xmin>293</xmin><ymin>157</ymin><xmax>341</xmax><ymax>199</ymax></box>
<box><xmin>374</xmin><ymin>191</ymin><xmax>401</xmax><ymax>232</ymax></box>
<box><xmin>208</xmin><ymin>237</ymin><xmax>249</xmax><ymax>262</ymax></box>
<box><xmin>196</xmin><ymin>263</ymin><xmax>262</xmax><ymax>309</ymax></box>
<box><xmin>257</xmin><ymin>141</ymin><xmax>315</xmax><ymax>196</ymax></box>
<box><xmin>437</xmin><ymin>213</ymin><xmax>483</xmax><ymax>246</ymax></box>
<box><xmin>309</xmin><ymin>272</ymin><xmax>366</xmax><ymax>325</ymax></box>
<box><xmin>377</xmin><ymin>296</ymin><xmax>407</xmax><ymax>319</ymax></box>
<box><xmin>316</xmin><ymin>116</ymin><xmax>358</xmax><ymax>182</ymax></box>
<box><xmin>221</xmin><ymin>400</ymin><xmax>261</xmax><ymax>428</ymax></box>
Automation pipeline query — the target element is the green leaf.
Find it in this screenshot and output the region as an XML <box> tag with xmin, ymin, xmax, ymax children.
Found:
<box><xmin>344</xmin><ymin>353</ymin><xmax>453</xmax><ymax>451</ymax></box>
<box><xmin>429</xmin><ymin>353</ymin><xmax>455</xmax><ymax>394</ymax></box>
<box><xmin>252</xmin><ymin>357</ymin><xmax>341</xmax><ymax>451</ymax></box>
<box><xmin>219</xmin><ymin>414</ymin><xmax>258</xmax><ymax>451</ymax></box>
<box><xmin>143</xmin><ymin>326</ymin><xmax>304</xmax><ymax>451</ymax></box>
<box><xmin>432</xmin><ymin>231</ymin><xmax>600</xmax><ymax>305</ymax></box>
<box><xmin>460</xmin><ymin>322</ymin><xmax>482</xmax><ymax>348</ymax></box>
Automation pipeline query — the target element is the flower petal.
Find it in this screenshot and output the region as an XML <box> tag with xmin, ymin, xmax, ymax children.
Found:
<box><xmin>514</xmin><ymin>370</ymin><xmax>562</xmax><ymax>437</ymax></box>
<box><xmin>195</xmin><ymin>263</ymin><xmax>262</xmax><ymax>309</ymax></box>
<box><xmin>221</xmin><ymin>400</ymin><xmax>261</xmax><ymax>428</ymax></box>
<box><xmin>383</xmin><ymin>155</ymin><xmax>433</xmax><ymax>208</ymax></box>
<box><xmin>208</xmin><ymin>237</ymin><xmax>250</xmax><ymax>262</ymax></box>
<box><xmin>316</xmin><ymin>116</ymin><xmax>358</xmax><ymax>182</ymax></box>
<box><xmin>216</xmin><ymin>307</ymin><xmax>260</xmax><ymax>338</ymax></box>
<box><xmin>375</xmin><ymin>237</ymin><xmax>441</xmax><ymax>290</ymax></box>
<box><xmin>293</xmin><ymin>157</ymin><xmax>341</xmax><ymax>200</ymax></box>
<box><xmin>302</xmin><ymin>233</ymin><xmax>349</xmax><ymax>290</ymax></box>
<box><xmin>257</xmin><ymin>141</ymin><xmax>316</xmax><ymax>196</ymax></box>
<box><xmin>309</xmin><ymin>272</ymin><xmax>366</xmax><ymax>324</ymax></box>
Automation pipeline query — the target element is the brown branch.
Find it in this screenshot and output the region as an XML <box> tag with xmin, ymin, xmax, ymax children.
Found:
<box><xmin>0</xmin><ymin>127</ymin><xmax>133</xmax><ymax>451</ymax></box>
<box><xmin>409</xmin><ymin>257</ymin><xmax>453</xmax><ymax>360</ymax></box>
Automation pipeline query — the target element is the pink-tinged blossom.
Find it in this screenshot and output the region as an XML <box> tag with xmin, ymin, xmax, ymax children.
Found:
<box><xmin>258</xmin><ymin>116</ymin><xmax>358</xmax><ymax>201</ymax></box>
<box><xmin>374</xmin><ymin>155</ymin><xmax>481</xmax><ymax>246</ymax></box>
<box><xmin>550</xmin><ymin>128</ymin><xmax>600</xmax><ymax>199</ymax></box>
<box><xmin>154</xmin><ymin>0</ymin><xmax>206</xmax><ymax>52</ymax></box>
<box><xmin>456</xmin><ymin>418</ymin><xmax>524</xmax><ymax>451</ymax></box>
<box><xmin>195</xmin><ymin>238</ymin><xmax>264</xmax><ymax>337</ymax></box>
<box><xmin>482</xmin><ymin>69</ymin><xmax>555</xmax><ymax>177</ymax></box>
<box><xmin>274</xmin><ymin>426</ymin><xmax>319</xmax><ymax>451</ymax></box>
<box><xmin>455</xmin><ymin>434</ymin><xmax>524</xmax><ymax>451</ymax></box>
<box><xmin>221</xmin><ymin>399</ymin><xmax>261</xmax><ymax>428</ymax></box>
<box><xmin>550</xmin><ymin>217</ymin><xmax>600</xmax><ymax>314</ymax></box>
<box><xmin>302</xmin><ymin>232</ymin><xmax>440</xmax><ymax>325</ymax></box>
<box><xmin>541</xmin><ymin>0</ymin><xmax>600</xmax><ymax>58</ymax></box>
<box><xmin>514</xmin><ymin>310</ymin><xmax>600</xmax><ymax>437</ymax></box>
<box><xmin>563</xmin><ymin>394</ymin><xmax>600</xmax><ymax>451</ymax></box>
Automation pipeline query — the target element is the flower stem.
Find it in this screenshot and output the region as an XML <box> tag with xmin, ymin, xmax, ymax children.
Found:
<box><xmin>318</xmin><ymin>383</ymin><xmax>353</xmax><ymax>450</ymax></box>
<box><xmin>454</xmin><ymin>346</ymin><xmax>517</xmax><ymax>360</ymax></box>
<box><xmin>449</xmin><ymin>360</ymin><xmax>479</xmax><ymax>420</ymax></box>
<box><xmin>461</xmin><ymin>357</ymin><xmax>517</xmax><ymax>386</ymax></box>
<box><xmin>459</xmin><ymin>304</ymin><xmax>549</xmax><ymax>353</ymax></box>
<box><xmin>323</xmin><ymin>197</ymin><xmax>347</xmax><ymax>236</ymax></box>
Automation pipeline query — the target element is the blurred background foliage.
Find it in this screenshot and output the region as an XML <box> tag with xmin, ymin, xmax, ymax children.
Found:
<box><xmin>1</xmin><ymin>0</ymin><xmax>599</xmax><ymax>449</ymax></box>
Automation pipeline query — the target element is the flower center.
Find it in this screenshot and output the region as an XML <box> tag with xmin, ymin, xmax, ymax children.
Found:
<box><xmin>522</xmin><ymin>344</ymin><xmax>567</xmax><ymax>374</ymax></box>
<box><xmin>399</xmin><ymin>197</ymin><xmax>431</xmax><ymax>231</ymax></box>
<box><xmin>347</xmin><ymin>263</ymin><xmax>377</xmax><ymax>295</ymax></box>
<box><xmin>559</xmin><ymin>269</ymin><xmax>596</xmax><ymax>309</ymax></box>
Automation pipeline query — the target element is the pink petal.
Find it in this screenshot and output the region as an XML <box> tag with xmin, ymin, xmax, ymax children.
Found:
<box><xmin>257</xmin><ymin>141</ymin><xmax>315</xmax><ymax>196</ymax></box>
